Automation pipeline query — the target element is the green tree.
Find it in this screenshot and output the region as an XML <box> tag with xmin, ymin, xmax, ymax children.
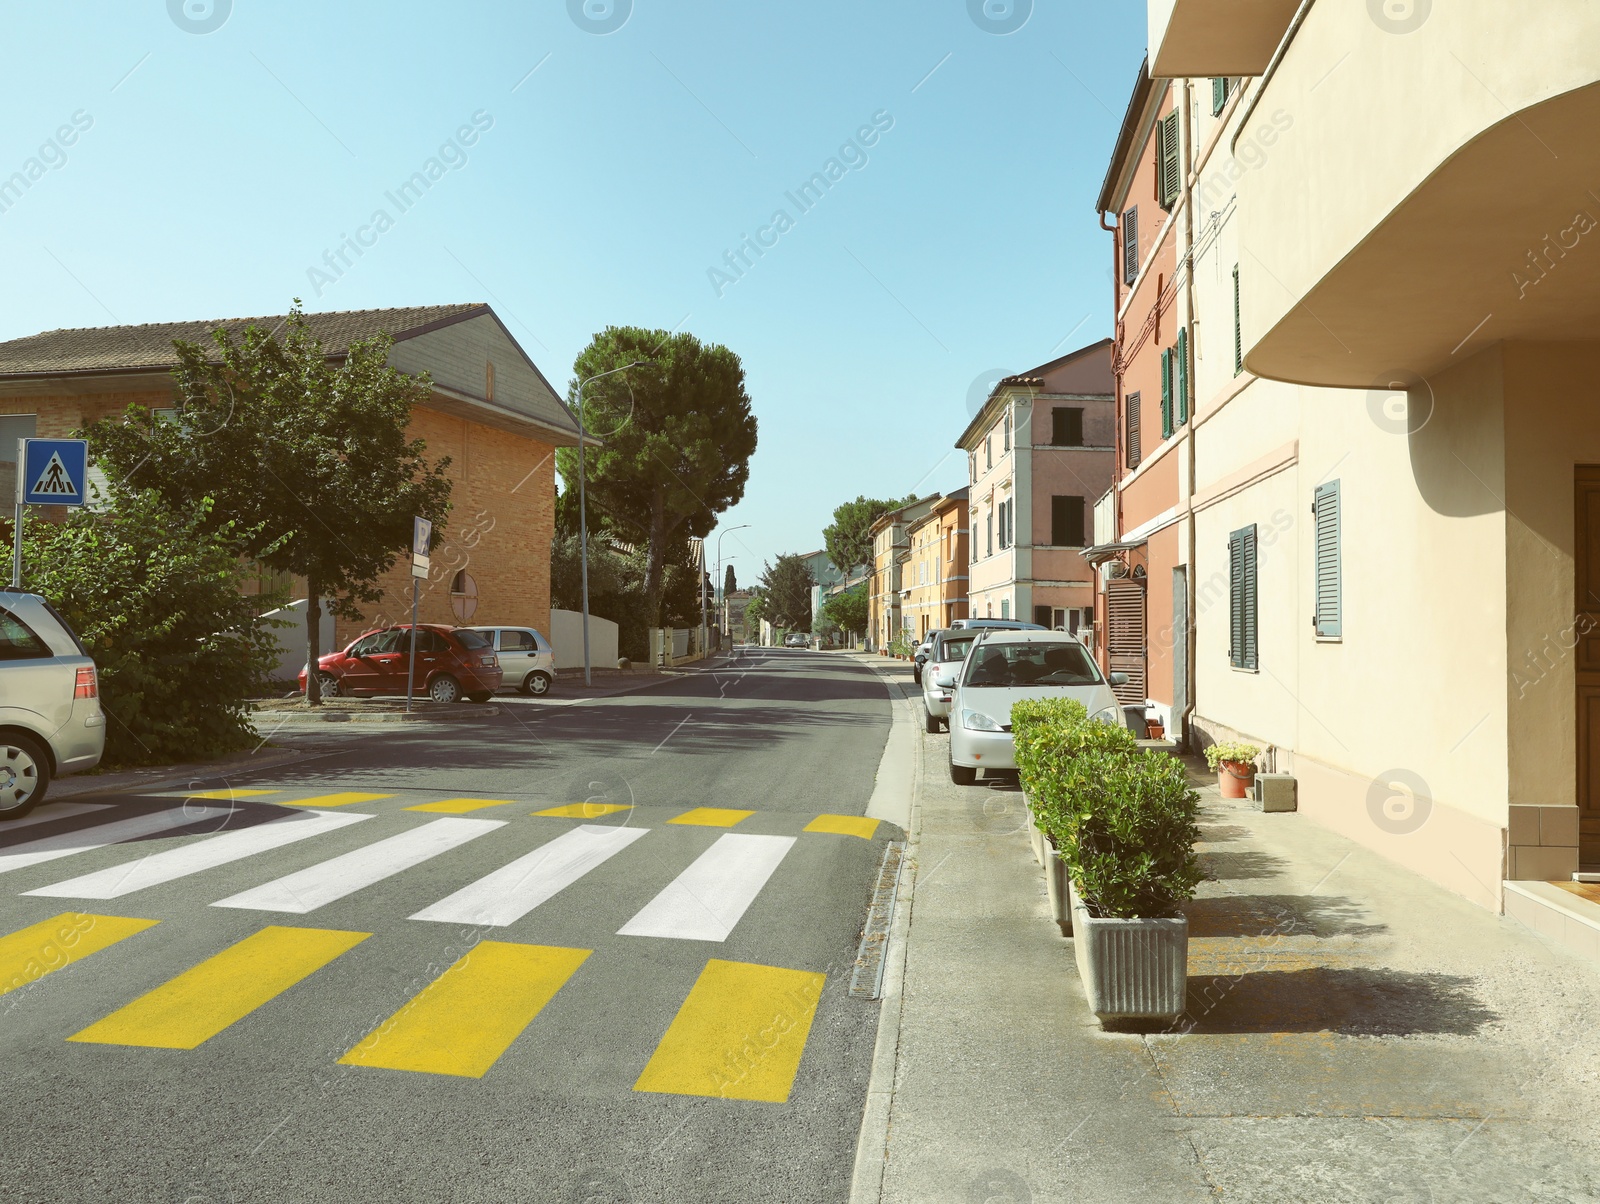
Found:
<box><xmin>556</xmin><ymin>327</ymin><xmax>757</xmax><ymax>627</ymax></box>
<box><xmin>823</xmin><ymin>495</ymin><xmax>910</xmax><ymax>576</ymax></box>
<box><xmin>744</xmin><ymin>591</ymin><xmax>768</xmax><ymax>631</ymax></box>
<box><xmin>823</xmin><ymin>583</ymin><xmax>869</xmax><ymax>637</ymax></box>
<box><xmin>723</xmin><ymin>563</ymin><xmax>737</xmax><ymax>598</ymax></box>
<box><xmin>759</xmin><ymin>554</ymin><xmax>815</xmax><ymax>630</ymax></box>
<box><xmin>86</xmin><ymin>306</ymin><xmax>453</xmax><ymax>705</ymax></box>
<box><xmin>20</xmin><ymin>490</ymin><xmax>281</xmax><ymax>766</ymax></box>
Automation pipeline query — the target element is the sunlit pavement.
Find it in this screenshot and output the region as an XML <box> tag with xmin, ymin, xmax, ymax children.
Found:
<box><xmin>0</xmin><ymin>648</ymin><xmax>897</xmax><ymax>1204</ymax></box>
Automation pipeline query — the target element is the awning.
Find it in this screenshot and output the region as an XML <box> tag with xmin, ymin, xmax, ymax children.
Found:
<box><xmin>1082</xmin><ymin>539</ymin><xmax>1146</xmax><ymax>566</ymax></box>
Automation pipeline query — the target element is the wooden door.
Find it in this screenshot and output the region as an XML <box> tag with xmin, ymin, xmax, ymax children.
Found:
<box><xmin>1576</xmin><ymin>467</ymin><xmax>1600</xmax><ymax>863</ymax></box>
<box><xmin>1105</xmin><ymin>578</ymin><xmax>1147</xmax><ymax>706</ymax></box>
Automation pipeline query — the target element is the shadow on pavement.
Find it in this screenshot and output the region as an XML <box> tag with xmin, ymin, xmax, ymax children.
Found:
<box><xmin>1184</xmin><ymin>892</ymin><xmax>1387</xmax><ymax>939</ymax></box>
<box><xmin>1180</xmin><ymin>967</ymin><xmax>1499</xmax><ymax>1036</ymax></box>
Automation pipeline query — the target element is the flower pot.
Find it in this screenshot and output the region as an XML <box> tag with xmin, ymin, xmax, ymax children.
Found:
<box><xmin>1146</xmin><ymin>720</ymin><xmax>1164</xmax><ymax>740</ymax></box>
<box><xmin>1044</xmin><ymin>845</ymin><xmax>1071</xmax><ymax>935</ymax></box>
<box><xmin>1069</xmin><ymin>882</ymin><xmax>1188</xmax><ymax>1025</ymax></box>
<box><xmin>1218</xmin><ymin>761</ymin><xmax>1255</xmax><ymax>799</ymax></box>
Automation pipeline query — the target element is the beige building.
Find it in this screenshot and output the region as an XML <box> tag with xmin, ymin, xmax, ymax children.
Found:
<box><xmin>868</xmin><ymin>495</ymin><xmax>937</xmax><ymax>651</ymax></box>
<box><xmin>902</xmin><ymin>489</ymin><xmax>969</xmax><ymax>639</ymax></box>
<box><xmin>1135</xmin><ymin>0</ymin><xmax>1600</xmax><ymax>920</ymax></box>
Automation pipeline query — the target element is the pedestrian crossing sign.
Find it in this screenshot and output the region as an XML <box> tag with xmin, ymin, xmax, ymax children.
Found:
<box><xmin>19</xmin><ymin>438</ymin><xmax>88</xmax><ymax>507</ymax></box>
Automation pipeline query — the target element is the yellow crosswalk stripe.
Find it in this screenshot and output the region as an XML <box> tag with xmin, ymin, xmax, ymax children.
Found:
<box><xmin>69</xmin><ymin>926</ymin><xmax>369</xmax><ymax>1050</ymax></box>
<box><xmin>184</xmin><ymin>789</ymin><xmax>281</xmax><ymax>800</ymax></box>
<box><xmin>804</xmin><ymin>815</ymin><xmax>880</xmax><ymax>840</ymax></box>
<box><xmin>667</xmin><ymin>807</ymin><xmax>754</xmax><ymax>828</ymax></box>
<box><xmin>405</xmin><ymin>798</ymin><xmax>517</xmax><ymax>814</ymax></box>
<box><xmin>339</xmin><ymin>942</ymin><xmax>590</xmax><ymax>1078</ymax></box>
<box><xmin>276</xmin><ymin>793</ymin><xmax>392</xmax><ymax>808</ymax></box>
<box><xmin>634</xmin><ymin>959</ymin><xmax>825</xmax><ymax>1102</ymax></box>
<box><xmin>0</xmin><ymin>913</ymin><xmax>157</xmax><ymax>997</ymax></box>
<box><xmin>534</xmin><ymin>803</ymin><xmax>632</xmax><ymax>818</ymax></box>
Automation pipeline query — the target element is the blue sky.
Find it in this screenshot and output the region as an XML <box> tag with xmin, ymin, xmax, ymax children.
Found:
<box><xmin>0</xmin><ymin>0</ymin><xmax>1145</xmax><ymax>579</ymax></box>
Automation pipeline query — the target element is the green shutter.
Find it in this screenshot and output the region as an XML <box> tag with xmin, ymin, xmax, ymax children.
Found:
<box><xmin>1126</xmin><ymin>392</ymin><xmax>1141</xmax><ymax>468</ymax></box>
<box><xmin>1157</xmin><ymin>113</ymin><xmax>1180</xmax><ymax>211</ymax></box>
<box><xmin>1314</xmin><ymin>481</ymin><xmax>1342</xmax><ymax>638</ymax></box>
<box><xmin>1176</xmin><ymin>327</ymin><xmax>1189</xmax><ymax>426</ymax></box>
<box><xmin>1229</xmin><ymin>525</ymin><xmax>1258</xmax><ymax>670</ymax></box>
<box><xmin>1213</xmin><ymin>78</ymin><xmax>1226</xmax><ymax>115</ymax></box>
<box><xmin>1233</xmin><ymin>265</ymin><xmax>1243</xmax><ymax>375</ymax></box>
<box><xmin>1160</xmin><ymin>348</ymin><xmax>1173</xmax><ymax>439</ymax></box>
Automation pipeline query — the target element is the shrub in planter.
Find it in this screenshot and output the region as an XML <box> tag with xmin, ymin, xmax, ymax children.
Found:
<box><xmin>1204</xmin><ymin>740</ymin><xmax>1261</xmax><ymax>800</ymax></box>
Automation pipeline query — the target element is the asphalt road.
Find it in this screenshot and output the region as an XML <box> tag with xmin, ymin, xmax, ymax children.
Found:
<box><xmin>0</xmin><ymin>648</ymin><xmax>899</xmax><ymax>1204</ymax></box>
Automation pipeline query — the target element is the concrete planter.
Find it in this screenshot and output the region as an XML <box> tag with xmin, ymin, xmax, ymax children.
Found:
<box><xmin>1069</xmin><ymin>882</ymin><xmax>1188</xmax><ymax>1025</ymax></box>
<box><xmin>1044</xmin><ymin>845</ymin><xmax>1071</xmax><ymax>935</ymax></box>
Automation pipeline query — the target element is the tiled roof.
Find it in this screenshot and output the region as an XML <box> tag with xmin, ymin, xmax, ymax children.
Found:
<box><xmin>0</xmin><ymin>304</ymin><xmax>484</xmax><ymax>377</ymax></box>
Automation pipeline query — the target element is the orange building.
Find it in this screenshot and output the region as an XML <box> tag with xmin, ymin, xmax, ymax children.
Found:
<box><xmin>902</xmin><ymin>488</ymin><xmax>969</xmax><ymax>638</ymax></box>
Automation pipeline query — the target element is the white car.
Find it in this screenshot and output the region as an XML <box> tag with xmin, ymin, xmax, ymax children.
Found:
<box><xmin>467</xmin><ymin>626</ymin><xmax>556</xmax><ymax>696</ymax></box>
<box><xmin>938</xmin><ymin>629</ymin><xmax>1127</xmax><ymax>785</ymax></box>
<box><xmin>920</xmin><ymin>629</ymin><xmax>980</xmax><ymax>732</ymax></box>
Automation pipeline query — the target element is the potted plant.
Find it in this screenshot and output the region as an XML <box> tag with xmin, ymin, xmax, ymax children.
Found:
<box><xmin>1057</xmin><ymin>748</ymin><xmax>1202</xmax><ymax>1026</ymax></box>
<box><xmin>1204</xmin><ymin>741</ymin><xmax>1261</xmax><ymax>799</ymax></box>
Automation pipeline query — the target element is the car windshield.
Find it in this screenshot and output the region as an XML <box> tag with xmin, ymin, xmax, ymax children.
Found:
<box><xmin>935</xmin><ymin>636</ymin><xmax>976</xmax><ymax>663</ymax></box>
<box><xmin>454</xmin><ymin>629</ymin><xmax>492</xmax><ymax>650</ymax></box>
<box><xmin>962</xmin><ymin>641</ymin><xmax>1102</xmax><ymax>687</ymax></box>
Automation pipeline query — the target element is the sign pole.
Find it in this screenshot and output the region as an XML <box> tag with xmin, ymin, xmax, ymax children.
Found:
<box><xmin>10</xmin><ymin>436</ymin><xmax>21</xmax><ymax>588</ymax></box>
<box><xmin>406</xmin><ymin>574</ymin><xmax>420</xmax><ymax>714</ymax></box>
<box><xmin>407</xmin><ymin>516</ymin><xmax>432</xmax><ymax>714</ymax></box>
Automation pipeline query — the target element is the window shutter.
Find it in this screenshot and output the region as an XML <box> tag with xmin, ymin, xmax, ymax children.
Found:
<box><xmin>1158</xmin><ymin>113</ymin><xmax>1180</xmax><ymax>211</ymax></box>
<box><xmin>1126</xmin><ymin>392</ymin><xmax>1141</xmax><ymax>468</ymax></box>
<box><xmin>1160</xmin><ymin>348</ymin><xmax>1174</xmax><ymax>439</ymax></box>
<box><xmin>1212</xmin><ymin>77</ymin><xmax>1226</xmax><ymax>115</ymax></box>
<box><xmin>1123</xmin><ymin>208</ymin><xmax>1140</xmax><ymax>285</ymax></box>
<box><xmin>1229</xmin><ymin>525</ymin><xmax>1259</xmax><ymax>669</ymax></box>
<box><xmin>1176</xmin><ymin>327</ymin><xmax>1189</xmax><ymax>426</ymax></box>
<box><xmin>1051</xmin><ymin>496</ymin><xmax>1085</xmax><ymax>547</ymax></box>
<box><xmin>1052</xmin><ymin>407</ymin><xmax>1083</xmax><ymax>447</ymax></box>
<box><xmin>1233</xmin><ymin>265</ymin><xmax>1243</xmax><ymax>375</ymax></box>
<box><xmin>1314</xmin><ymin>481</ymin><xmax>1342</xmax><ymax>638</ymax></box>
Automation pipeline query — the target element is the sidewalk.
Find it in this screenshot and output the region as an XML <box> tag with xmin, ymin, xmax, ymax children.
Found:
<box><xmin>853</xmin><ymin>664</ymin><xmax>1600</xmax><ymax>1203</ymax></box>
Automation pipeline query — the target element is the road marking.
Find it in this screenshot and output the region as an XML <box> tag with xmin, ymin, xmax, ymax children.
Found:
<box><xmin>339</xmin><ymin>942</ymin><xmax>590</xmax><ymax>1077</ymax></box>
<box><xmin>617</xmin><ymin>834</ymin><xmax>795</xmax><ymax>942</ymax></box>
<box><xmin>410</xmin><ymin>824</ymin><xmax>650</xmax><ymax>927</ymax></box>
<box><xmin>0</xmin><ymin>913</ymin><xmax>158</xmax><ymax>996</ymax></box>
<box><xmin>276</xmin><ymin>792</ymin><xmax>393</xmax><ymax>808</ymax></box>
<box><xmin>69</xmin><ymin>925</ymin><xmax>369</xmax><ymax>1049</ymax></box>
<box><xmin>667</xmin><ymin>807</ymin><xmax>754</xmax><ymax>828</ymax></box>
<box><xmin>183</xmin><ymin>789</ymin><xmax>281</xmax><ymax>800</ymax></box>
<box><xmin>23</xmin><ymin>810</ymin><xmax>373</xmax><ymax>900</ymax></box>
<box><xmin>212</xmin><ymin>817</ymin><xmax>504</xmax><ymax>914</ymax></box>
<box><xmin>405</xmin><ymin>798</ymin><xmax>516</xmax><ymax>814</ymax></box>
<box><xmin>804</xmin><ymin>815</ymin><xmax>880</xmax><ymax>840</ymax></box>
<box><xmin>0</xmin><ymin>806</ymin><xmax>232</xmax><ymax>876</ymax></box>
<box><xmin>634</xmin><ymin>959</ymin><xmax>825</xmax><ymax>1102</ymax></box>
<box><xmin>533</xmin><ymin>803</ymin><xmax>632</xmax><ymax>818</ymax></box>
<box><xmin>0</xmin><ymin>802</ymin><xmax>112</xmax><ymax>832</ymax></box>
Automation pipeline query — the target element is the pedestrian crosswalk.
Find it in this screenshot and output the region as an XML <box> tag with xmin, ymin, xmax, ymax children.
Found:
<box><xmin>0</xmin><ymin>792</ymin><xmax>890</xmax><ymax>1099</ymax></box>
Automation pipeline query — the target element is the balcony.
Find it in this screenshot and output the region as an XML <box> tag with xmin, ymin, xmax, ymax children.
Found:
<box><xmin>1237</xmin><ymin>0</ymin><xmax>1600</xmax><ymax>387</ymax></box>
<box><xmin>1148</xmin><ymin>0</ymin><xmax>1302</xmax><ymax>78</ymax></box>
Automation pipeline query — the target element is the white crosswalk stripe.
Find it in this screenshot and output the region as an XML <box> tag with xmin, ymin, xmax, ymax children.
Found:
<box><xmin>409</xmin><ymin>823</ymin><xmax>649</xmax><ymax>927</ymax></box>
<box><xmin>23</xmin><ymin>810</ymin><xmax>371</xmax><ymax>900</ymax></box>
<box><xmin>617</xmin><ymin>833</ymin><xmax>796</xmax><ymax>942</ymax></box>
<box><xmin>0</xmin><ymin>805</ymin><xmax>232</xmax><ymax>876</ymax></box>
<box><xmin>212</xmin><ymin>816</ymin><xmax>505</xmax><ymax>914</ymax></box>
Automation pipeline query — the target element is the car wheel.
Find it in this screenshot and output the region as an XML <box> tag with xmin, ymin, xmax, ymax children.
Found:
<box><xmin>913</xmin><ymin>666</ymin><xmax>922</xmax><ymax>684</ymax></box>
<box><xmin>524</xmin><ymin>671</ymin><xmax>553</xmax><ymax>697</ymax></box>
<box><xmin>0</xmin><ymin>733</ymin><xmax>50</xmax><ymax>818</ymax></box>
<box><xmin>925</xmin><ymin>709</ymin><xmax>940</xmax><ymax>734</ymax></box>
<box><xmin>465</xmin><ymin>691</ymin><xmax>493</xmax><ymax>704</ymax></box>
<box><xmin>429</xmin><ymin>674</ymin><xmax>462</xmax><ymax>704</ymax></box>
<box><xmin>316</xmin><ymin>672</ymin><xmax>340</xmax><ymax>699</ymax></box>
<box><xmin>949</xmin><ymin>759</ymin><xmax>977</xmax><ymax>786</ymax></box>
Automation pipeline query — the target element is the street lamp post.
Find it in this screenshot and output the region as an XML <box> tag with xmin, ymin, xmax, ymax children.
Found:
<box><xmin>715</xmin><ymin>524</ymin><xmax>750</xmax><ymax>645</ymax></box>
<box><xmin>575</xmin><ymin>360</ymin><xmax>644</xmax><ymax>688</ymax></box>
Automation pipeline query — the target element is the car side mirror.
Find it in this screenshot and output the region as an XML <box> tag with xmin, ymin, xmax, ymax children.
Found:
<box><xmin>934</xmin><ymin>671</ymin><xmax>957</xmax><ymax>689</ymax></box>
<box><xmin>1109</xmin><ymin>671</ymin><xmax>1129</xmax><ymax>686</ymax></box>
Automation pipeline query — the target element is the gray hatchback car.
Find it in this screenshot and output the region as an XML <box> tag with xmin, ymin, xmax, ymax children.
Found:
<box><xmin>0</xmin><ymin>589</ymin><xmax>105</xmax><ymax>816</ymax></box>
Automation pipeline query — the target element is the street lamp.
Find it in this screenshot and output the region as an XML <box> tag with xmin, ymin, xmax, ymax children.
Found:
<box><xmin>575</xmin><ymin>360</ymin><xmax>645</xmax><ymax>687</ymax></box>
<box><xmin>716</xmin><ymin>524</ymin><xmax>750</xmax><ymax>645</ymax></box>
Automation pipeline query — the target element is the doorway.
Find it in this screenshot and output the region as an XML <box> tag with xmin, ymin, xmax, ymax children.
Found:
<box><xmin>1577</xmin><ymin>467</ymin><xmax>1600</xmax><ymax>863</ymax></box>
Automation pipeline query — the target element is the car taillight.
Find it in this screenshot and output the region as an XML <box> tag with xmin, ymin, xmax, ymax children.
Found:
<box><xmin>75</xmin><ymin>665</ymin><xmax>98</xmax><ymax>699</ymax></box>
<box><xmin>481</xmin><ymin>656</ymin><xmax>497</xmax><ymax>668</ymax></box>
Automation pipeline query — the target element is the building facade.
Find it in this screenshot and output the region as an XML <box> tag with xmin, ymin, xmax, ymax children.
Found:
<box><xmin>867</xmin><ymin>495</ymin><xmax>937</xmax><ymax>651</ymax></box>
<box><xmin>958</xmin><ymin>342</ymin><xmax>1115</xmax><ymax>635</ymax></box>
<box><xmin>903</xmin><ymin>488</ymin><xmax>970</xmax><ymax>638</ymax></box>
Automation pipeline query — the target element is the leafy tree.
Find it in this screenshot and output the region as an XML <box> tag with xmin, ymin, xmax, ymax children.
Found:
<box><xmin>556</xmin><ymin>327</ymin><xmax>757</xmax><ymax>627</ymax></box>
<box><xmin>19</xmin><ymin>490</ymin><xmax>280</xmax><ymax>766</ymax></box>
<box><xmin>823</xmin><ymin>495</ymin><xmax>911</xmax><ymax>576</ymax></box>
<box><xmin>759</xmin><ymin>554</ymin><xmax>815</xmax><ymax>630</ymax></box>
<box><xmin>744</xmin><ymin>591</ymin><xmax>768</xmax><ymax>630</ymax></box>
<box><xmin>723</xmin><ymin>563</ymin><xmax>737</xmax><ymax>598</ymax></box>
<box><xmin>85</xmin><ymin>306</ymin><xmax>452</xmax><ymax>705</ymax></box>
<box><xmin>823</xmin><ymin>583</ymin><xmax>869</xmax><ymax>636</ymax></box>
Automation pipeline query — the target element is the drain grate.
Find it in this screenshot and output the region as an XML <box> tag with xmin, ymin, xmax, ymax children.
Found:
<box><xmin>850</xmin><ymin>840</ymin><xmax>905</xmax><ymax>999</ymax></box>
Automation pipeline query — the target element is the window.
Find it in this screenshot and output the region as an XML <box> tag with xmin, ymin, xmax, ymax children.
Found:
<box><xmin>1314</xmin><ymin>481</ymin><xmax>1342</xmax><ymax>639</ymax></box>
<box><xmin>986</xmin><ymin>509</ymin><xmax>993</xmax><ymax>557</ymax></box>
<box><xmin>1051</xmin><ymin>407</ymin><xmax>1083</xmax><ymax>447</ymax></box>
<box><xmin>1051</xmin><ymin>496</ymin><xmax>1086</xmax><ymax>547</ymax></box>
<box><xmin>997</xmin><ymin>500</ymin><xmax>1009</xmax><ymax>550</ymax></box>
<box><xmin>985</xmin><ymin>436</ymin><xmax>992</xmax><ymax>471</ymax></box>
<box><xmin>962</xmin><ymin>639</ymin><xmax>1102</xmax><ymax>688</ymax></box>
<box><xmin>1000</xmin><ymin>599</ymin><xmax>1010</xmax><ymax>620</ymax></box>
<box><xmin>0</xmin><ymin>607</ymin><xmax>50</xmax><ymax>661</ymax></box>
<box><xmin>1233</xmin><ymin>265</ymin><xmax>1243</xmax><ymax>375</ymax></box>
<box><xmin>500</xmin><ymin>629</ymin><xmax>535</xmax><ymax>652</ymax></box>
<box><xmin>1126</xmin><ymin>392</ymin><xmax>1142</xmax><ymax>468</ymax></box>
<box><xmin>1156</xmin><ymin>111</ymin><xmax>1181</xmax><ymax>211</ymax></box>
<box><xmin>1003</xmin><ymin>409</ymin><xmax>1012</xmax><ymax>451</ymax></box>
<box><xmin>1175</xmin><ymin>327</ymin><xmax>1189</xmax><ymax>426</ymax></box>
<box><xmin>1228</xmin><ymin>525</ymin><xmax>1259</xmax><ymax>670</ymax></box>
<box><xmin>1160</xmin><ymin>348</ymin><xmax>1174</xmax><ymax>439</ymax></box>
<box><xmin>1123</xmin><ymin>207</ymin><xmax>1140</xmax><ymax>285</ymax></box>
<box><xmin>454</xmin><ymin>628</ymin><xmax>493</xmax><ymax>650</ymax></box>
<box><xmin>1212</xmin><ymin>77</ymin><xmax>1233</xmax><ymax>116</ymax></box>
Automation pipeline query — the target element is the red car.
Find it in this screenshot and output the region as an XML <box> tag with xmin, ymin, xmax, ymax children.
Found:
<box><xmin>298</xmin><ymin>624</ymin><xmax>502</xmax><ymax>703</ymax></box>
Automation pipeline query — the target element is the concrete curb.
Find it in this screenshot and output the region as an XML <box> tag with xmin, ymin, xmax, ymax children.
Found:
<box><xmin>849</xmin><ymin>658</ymin><xmax>924</xmax><ymax>1204</ymax></box>
<box><xmin>252</xmin><ymin>706</ymin><xmax>500</xmax><ymax>725</ymax></box>
<box><xmin>49</xmin><ymin>745</ymin><xmax>315</xmax><ymax>802</ymax></box>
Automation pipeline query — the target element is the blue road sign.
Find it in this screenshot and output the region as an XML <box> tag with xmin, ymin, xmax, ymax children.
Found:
<box><xmin>19</xmin><ymin>438</ymin><xmax>89</xmax><ymax>507</ymax></box>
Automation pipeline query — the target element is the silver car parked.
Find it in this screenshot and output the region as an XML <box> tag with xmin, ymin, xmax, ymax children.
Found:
<box><xmin>467</xmin><ymin>626</ymin><xmax>556</xmax><ymax>696</ymax></box>
<box><xmin>920</xmin><ymin>629</ymin><xmax>978</xmax><ymax>732</ymax></box>
<box><xmin>0</xmin><ymin>589</ymin><xmax>105</xmax><ymax>816</ymax></box>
